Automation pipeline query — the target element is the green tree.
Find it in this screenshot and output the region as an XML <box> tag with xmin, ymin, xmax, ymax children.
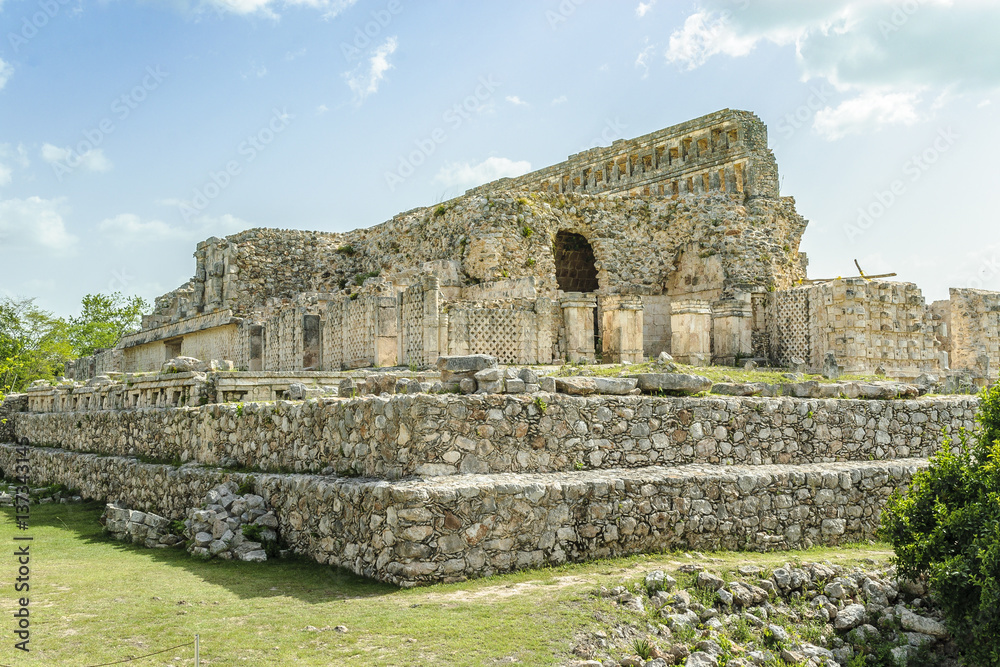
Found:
<box><xmin>881</xmin><ymin>383</ymin><xmax>1000</xmax><ymax>666</ymax></box>
<box><xmin>68</xmin><ymin>292</ymin><xmax>148</xmax><ymax>357</ymax></box>
<box><xmin>0</xmin><ymin>297</ymin><xmax>73</xmax><ymax>397</ymax></box>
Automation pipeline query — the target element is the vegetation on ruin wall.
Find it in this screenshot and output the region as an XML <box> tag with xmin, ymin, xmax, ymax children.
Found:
<box><xmin>0</xmin><ymin>292</ymin><xmax>148</xmax><ymax>398</ymax></box>
<box><xmin>881</xmin><ymin>382</ymin><xmax>1000</xmax><ymax>666</ymax></box>
<box><xmin>0</xmin><ymin>498</ymin><xmax>890</xmax><ymax>666</ymax></box>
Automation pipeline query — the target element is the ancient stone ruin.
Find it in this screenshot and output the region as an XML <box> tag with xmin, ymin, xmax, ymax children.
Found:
<box><xmin>1</xmin><ymin>108</ymin><xmax>996</xmax><ymax>586</ymax></box>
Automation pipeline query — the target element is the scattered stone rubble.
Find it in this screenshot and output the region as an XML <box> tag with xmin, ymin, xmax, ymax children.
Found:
<box><xmin>0</xmin><ymin>479</ymin><xmax>82</xmax><ymax>506</ymax></box>
<box><xmin>183</xmin><ymin>482</ymin><xmax>280</xmax><ymax>562</ymax></box>
<box><xmin>99</xmin><ymin>482</ymin><xmax>282</xmax><ymax>562</ymax></box>
<box><xmin>102</xmin><ymin>503</ymin><xmax>183</xmax><ymax>548</ymax></box>
<box><xmin>570</xmin><ymin>560</ymin><xmax>955</xmax><ymax>667</ymax></box>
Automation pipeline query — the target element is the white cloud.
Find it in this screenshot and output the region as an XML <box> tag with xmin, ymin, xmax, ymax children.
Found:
<box><xmin>551</xmin><ymin>95</ymin><xmax>568</xmax><ymax>106</ymax></box>
<box><xmin>979</xmin><ymin>99</ymin><xmax>992</xmax><ymax>108</ymax></box>
<box><xmin>0</xmin><ymin>164</ymin><xmax>11</xmax><ymax>187</ymax></box>
<box><xmin>636</xmin><ymin>1</ymin><xmax>656</xmax><ymax>18</ymax></box>
<box><xmin>343</xmin><ymin>36</ymin><xmax>397</xmax><ymax>104</ymax></box>
<box><xmin>666</xmin><ymin>10</ymin><xmax>762</xmax><ymax>70</ymax></box>
<box><xmin>666</xmin><ymin>1</ymin><xmax>1000</xmax><ymax>137</ymax></box>
<box><xmin>99</xmin><ymin>213</ymin><xmax>249</xmax><ymax>246</ymax></box>
<box><xmin>241</xmin><ymin>62</ymin><xmax>268</xmax><ymax>79</ymax></box>
<box><xmin>0</xmin><ymin>58</ymin><xmax>11</xmax><ymax>91</ymax></box>
<box><xmin>202</xmin><ymin>0</ymin><xmax>357</xmax><ymax>17</ymax></box>
<box><xmin>41</xmin><ymin>143</ymin><xmax>113</xmax><ymax>174</ymax></box>
<box><xmin>0</xmin><ymin>196</ymin><xmax>77</xmax><ymax>254</ymax></box>
<box><xmin>813</xmin><ymin>89</ymin><xmax>923</xmax><ymax>140</ymax></box>
<box><xmin>434</xmin><ymin>157</ymin><xmax>532</xmax><ymax>189</ymax></box>
<box><xmin>316</xmin><ymin>104</ymin><xmax>329</xmax><ymax>115</ymax></box>
<box><xmin>635</xmin><ymin>42</ymin><xmax>656</xmax><ymax>78</ymax></box>
<box><xmin>506</xmin><ymin>95</ymin><xmax>528</xmax><ymax>107</ymax></box>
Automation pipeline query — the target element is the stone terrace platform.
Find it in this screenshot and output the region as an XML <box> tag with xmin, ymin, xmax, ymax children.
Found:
<box><xmin>0</xmin><ymin>391</ymin><xmax>972</xmax><ymax>585</ymax></box>
<box><xmin>0</xmin><ymin>444</ymin><xmax>924</xmax><ymax>586</ymax></box>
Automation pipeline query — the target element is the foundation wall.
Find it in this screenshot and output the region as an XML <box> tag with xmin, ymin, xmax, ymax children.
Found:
<box><xmin>13</xmin><ymin>394</ymin><xmax>976</xmax><ymax>479</ymax></box>
<box><xmin>0</xmin><ymin>444</ymin><xmax>926</xmax><ymax>587</ymax></box>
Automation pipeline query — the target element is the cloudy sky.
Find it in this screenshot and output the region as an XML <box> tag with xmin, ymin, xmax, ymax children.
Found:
<box><xmin>0</xmin><ymin>0</ymin><xmax>997</xmax><ymax>316</ymax></box>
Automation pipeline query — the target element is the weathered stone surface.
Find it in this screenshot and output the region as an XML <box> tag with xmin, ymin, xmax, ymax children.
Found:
<box><xmin>2</xmin><ymin>443</ymin><xmax>926</xmax><ymax>587</ymax></box>
<box><xmin>900</xmin><ymin>608</ymin><xmax>948</xmax><ymax>638</ymax></box>
<box><xmin>12</xmin><ymin>393</ymin><xmax>976</xmax><ymax>478</ymax></box>
<box><xmin>635</xmin><ymin>373</ymin><xmax>712</xmax><ymax>394</ymax></box>
<box><xmin>834</xmin><ymin>604</ymin><xmax>866</xmax><ymax>630</ymax></box>
<box><xmin>437</xmin><ymin>355</ymin><xmax>498</xmax><ymax>374</ymax></box>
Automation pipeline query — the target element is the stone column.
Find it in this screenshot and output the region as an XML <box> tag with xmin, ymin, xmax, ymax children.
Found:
<box><xmin>536</xmin><ymin>297</ymin><xmax>555</xmax><ymax>364</ymax></box>
<box><xmin>670</xmin><ymin>299</ymin><xmax>712</xmax><ymax>366</ymax></box>
<box><xmin>712</xmin><ymin>294</ymin><xmax>752</xmax><ymax>366</ymax></box>
<box><xmin>375</xmin><ymin>296</ymin><xmax>398</xmax><ymax>367</ymax></box>
<box><xmin>561</xmin><ymin>292</ymin><xmax>597</xmax><ymax>363</ymax></box>
<box><xmin>602</xmin><ymin>295</ymin><xmax>645</xmax><ymax>364</ymax></box>
<box><xmin>422</xmin><ymin>275</ymin><xmax>441</xmax><ymax>366</ymax></box>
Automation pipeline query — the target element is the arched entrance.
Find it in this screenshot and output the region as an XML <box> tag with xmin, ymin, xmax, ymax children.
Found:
<box><xmin>554</xmin><ymin>231</ymin><xmax>601</xmax><ymax>358</ymax></box>
<box><xmin>554</xmin><ymin>231</ymin><xmax>599</xmax><ymax>293</ymax></box>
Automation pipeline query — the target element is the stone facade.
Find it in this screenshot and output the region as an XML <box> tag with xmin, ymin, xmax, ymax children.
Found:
<box><xmin>0</xmin><ymin>443</ymin><xmax>927</xmax><ymax>587</ymax></box>
<box><xmin>767</xmin><ymin>279</ymin><xmax>947</xmax><ymax>378</ymax></box>
<box><xmin>12</xmin><ymin>393</ymin><xmax>976</xmax><ymax>479</ymax></box>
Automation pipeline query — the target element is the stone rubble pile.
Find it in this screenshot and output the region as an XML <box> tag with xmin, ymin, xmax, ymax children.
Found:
<box><xmin>710</xmin><ymin>380</ymin><xmax>926</xmax><ymax>400</ymax></box>
<box><xmin>570</xmin><ymin>561</ymin><xmax>954</xmax><ymax>667</ymax></box>
<box><xmin>162</xmin><ymin>356</ymin><xmax>235</xmax><ymax>374</ymax></box>
<box><xmin>184</xmin><ymin>482</ymin><xmax>280</xmax><ymax>562</ymax></box>
<box><xmin>102</xmin><ymin>503</ymin><xmax>183</xmax><ymax>548</ymax></box>
<box><xmin>436</xmin><ymin>354</ymin><xmax>542</xmax><ymax>394</ymax></box>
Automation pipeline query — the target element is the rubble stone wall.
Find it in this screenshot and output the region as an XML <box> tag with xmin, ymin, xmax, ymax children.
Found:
<box><xmin>0</xmin><ymin>443</ymin><xmax>925</xmax><ymax>586</ymax></box>
<box><xmin>13</xmin><ymin>394</ymin><xmax>976</xmax><ymax>479</ymax></box>
<box><xmin>0</xmin><ymin>394</ymin><xmax>27</xmax><ymax>443</ymax></box>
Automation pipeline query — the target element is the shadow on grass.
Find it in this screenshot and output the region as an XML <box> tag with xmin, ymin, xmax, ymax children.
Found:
<box><xmin>1</xmin><ymin>501</ymin><xmax>400</xmax><ymax>603</ymax></box>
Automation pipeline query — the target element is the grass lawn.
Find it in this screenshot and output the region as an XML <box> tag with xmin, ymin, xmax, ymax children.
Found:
<box><xmin>548</xmin><ymin>360</ymin><xmax>881</xmax><ymax>387</ymax></box>
<box><xmin>0</xmin><ymin>502</ymin><xmax>893</xmax><ymax>666</ymax></box>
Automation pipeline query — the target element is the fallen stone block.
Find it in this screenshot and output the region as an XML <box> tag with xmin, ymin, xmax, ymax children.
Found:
<box><xmin>634</xmin><ymin>373</ymin><xmax>712</xmax><ymax>395</ymax></box>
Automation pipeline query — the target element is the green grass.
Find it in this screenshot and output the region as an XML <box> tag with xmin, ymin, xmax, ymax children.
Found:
<box><xmin>550</xmin><ymin>360</ymin><xmax>880</xmax><ymax>387</ymax></box>
<box><xmin>0</xmin><ymin>502</ymin><xmax>893</xmax><ymax>666</ymax></box>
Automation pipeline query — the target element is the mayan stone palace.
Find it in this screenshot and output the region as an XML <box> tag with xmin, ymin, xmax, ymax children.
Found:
<box><xmin>1</xmin><ymin>108</ymin><xmax>996</xmax><ymax>585</ymax></box>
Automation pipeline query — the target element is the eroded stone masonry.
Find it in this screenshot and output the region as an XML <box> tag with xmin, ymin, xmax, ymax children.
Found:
<box><xmin>1</xmin><ymin>108</ymin><xmax>995</xmax><ymax>586</ymax></box>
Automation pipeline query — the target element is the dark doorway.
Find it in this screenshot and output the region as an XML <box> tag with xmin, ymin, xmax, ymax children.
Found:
<box><xmin>554</xmin><ymin>231</ymin><xmax>599</xmax><ymax>293</ymax></box>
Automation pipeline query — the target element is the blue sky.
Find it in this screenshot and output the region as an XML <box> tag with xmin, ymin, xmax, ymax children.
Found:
<box><xmin>0</xmin><ymin>0</ymin><xmax>998</xmax><ymax>316</ymax></box>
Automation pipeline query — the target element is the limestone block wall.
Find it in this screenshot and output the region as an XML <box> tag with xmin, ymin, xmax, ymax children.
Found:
<box><xmin>767</xmin><ymin>280</ymin><xmax>942</xmax><ymax>376</ymax></box>
<box><xmin>178</xmin><ymin>325</ymin><xmax>240</xmax><ymax>367</ymax></box>
<box><xmin>0</xmin><ymin>443</ymin><xmax>925</xmax><ymax>586</ymax></box>
<box><xmin>446</xmin><ymin>299</ymin><xmax>546</xmax><ymax>365</ymax></box>
<box><xmin>949</xmin><ymin>288</ymin><xmax>1000</xmax><ymax>380</ymax></box>
<box><xmin>13</xmin><ymin>394</ymin><xmax>976</xmax><ymax>479</ymax></box>
<box><xmin>640</xmin><ymin>295</ymin><xmax>671</xmax><ymax>358</ymax></box>
<box><xmin>124</xmin><ymin>341</ymin><xmax>168</xmax><ymax>374</ymax></box>
<box><xmin>322</xmin><ymin>294</ymin><xmax>397</xmax><ymax>370</ymax></box>
<box><xmin>467</xmin><ymin>109</ymin><xmax>780</xmax><ymax>200</ymax></box>
<box><xmin>263</xmin><ymin>307</ymin><xmax>303</xmax><ymax>372</ymax></box>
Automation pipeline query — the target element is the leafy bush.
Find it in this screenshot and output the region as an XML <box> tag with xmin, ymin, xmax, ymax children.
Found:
<box><xmin>881</xmin><ymin>383</ymin><xmax>1000</xmax><ymax>666</ymax></box>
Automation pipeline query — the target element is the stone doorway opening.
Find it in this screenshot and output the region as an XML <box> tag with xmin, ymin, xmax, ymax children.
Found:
<box><xmin>554</xmin><ymin>231</ymin><xmax>601</xmax><ymax>356</ymax></box>
<box><xmin>554</xmin><ymin>231</ymin><xmax>599</xmax><ymax>293</ymax></box>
